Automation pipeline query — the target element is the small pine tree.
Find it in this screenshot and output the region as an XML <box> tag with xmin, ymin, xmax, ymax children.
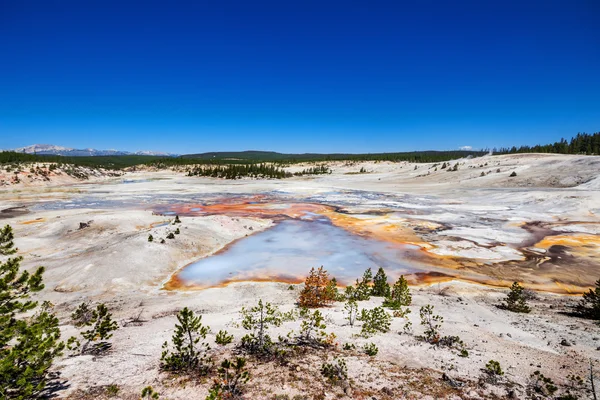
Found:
<box><xmin>371</xmin><ymin>267</ymin><xmax>390</xmax><ymax>297</ymax></box>
<box><xmin>383</xmin><ymin>275</ymin><xmax>412</xmax><ymax>309</ymax></box>
<box><xmin>141</xmin><ymin>386</ymin><xmax>159</xmax><ymax>399</ymax></box>
<box><xmin>297</xmin><ymin>308</ymin><xmax>327</xmax><ymax>345</ymax></box>
<box><xmin>419</xmin><ymin>304</ymin><xmax>443</xmax><ymax>344</ymax></box>
<box><xmin>0</xmin><ymin>224</ymin><xmax>65</xmax><ymax>398</ymax></box>
<box><xmin>358</xmin><ymin>307</ymin><xmax>392</xmax><ymax>337</ymax></box>
<box><xmin>215</xmin><ymin>330</ymin><xmax>234</xmax><ymax>346</ymax></box>
<box><xmin>344</xmin><ymin>299</ymin><xmax>358</xmax><ymax>327</ymax></box>
<box><xmin>148</xmin><ymin>234</ymin><xmax>153</xmax><ymax>242</ymax></box>
<box><xmin>166</xmin><ymin>232</ymin><xmax>175</xmax><ymax>239</ymax></box>
<box><xmin>298</xmin><ymin>266</ymin><xmax>335</xmax><ymax>308</ymax></box>
<box><xmin>240</xmin><ymin>299</ymin><xmax>282</xmax><ymax>355</ymax></box>
<box><xmin>173</xmin><ymin>215</ymin><xmax>181</xmax><ymax>224</ymax></box>
<box><xmin>174</xmin><ymin>228</ymin><xmax>180</xmax><ymax>235</ymax></box>
<box><xmin>68</xmin><ymin>303</ymin><xmax>119</xmax><ymax>354</ymax></box>
<box><xmin>577</xmin><ymin>279</ymin><xmax>600</xmax><ymax>319</ymax></box>
<box><xmin>501</xmin><ymin>282</ymin><xmax>531</xmax><ymax>313</ymax></box>
<box><xmin>160</xmin><ymin>307</ymin><xmax>212</xmax><ymax>374</ymax></box>
<box><xmin>206</xmin><ymin>357</ymin><xmax>250</xmax><ymax>400</ymax></box>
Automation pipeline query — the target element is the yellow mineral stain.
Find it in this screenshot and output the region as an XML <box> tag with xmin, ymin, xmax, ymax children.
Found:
<box><xmin>20</xmin><ymin>218</ymin><xmax>45</xmax><ymax>224</ymax></box>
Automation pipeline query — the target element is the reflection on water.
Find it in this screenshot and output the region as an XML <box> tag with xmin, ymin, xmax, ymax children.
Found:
<box><xmin>175</xmin><ymin>219</ymin><xmax>420</xmax><ymax>289</ymax></box>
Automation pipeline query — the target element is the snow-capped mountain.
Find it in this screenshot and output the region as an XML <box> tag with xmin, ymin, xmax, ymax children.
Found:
<box><xmin>10</xmin><ymin>144</ymin><xmax>176</xmax><ymax>157</ymax></box>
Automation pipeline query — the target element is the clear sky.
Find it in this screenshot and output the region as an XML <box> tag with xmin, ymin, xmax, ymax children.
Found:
<box><xmin>1</xmin><ymin>0</ymin><xmax>599</xmax><ymax>154</ymax></box>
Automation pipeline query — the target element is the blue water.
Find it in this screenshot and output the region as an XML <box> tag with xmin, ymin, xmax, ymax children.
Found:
<box><xmin>177</xmin><ymin>219</ymin><xmax>420</xmax><ymax>288</ymax></box>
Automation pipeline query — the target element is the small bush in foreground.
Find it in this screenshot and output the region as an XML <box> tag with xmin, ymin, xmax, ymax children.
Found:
<box><xmin>483</xmin><ymin>360</ymin><xmax>504</xmax><ymax>384</ymax></box>
<box><xmin>215</xmin><ymin>330</ymin><xmax>234</xmax><ymax>346</ymax></box>
<box><xmin>371</xmin><ymin>267</ymin><xmax>390</xmax><ymax>297</ymax></box>
<box><xmin>206</xmin><ymin>357</ymin><xmax>250</xmax><ymax>400</ymax></box>
<box><xmin>68</xmin><ymin>303</ymin><xmax>118</xmax><ymax>355</ymax></box>
<box><xmin>363</xmin><ymin>342</ymin><xmax>378</xmax><ymax>356</ymax></box>
<box><xmin>160</xmin><ymin>307</ymin><xmax>212</xmax><ymax>375</ymax></box>
<box><xmin>240</xmin><ymin>299</ymin><xmax>282</xmax><ymax>356</ymax></box>
<box><xmin>321</xmin><ymin>358</ymin><xmax>348</xmax><ymax>385</ymax></box>
<box><xmin>358</xmin><ymin>307</ymin><xmax>392</xmax><ymax>337</ymax></box>
<box><xmin>141</xmin><ymin>386</ymin><xmax>159</xmax><ymax>399</ymax></box>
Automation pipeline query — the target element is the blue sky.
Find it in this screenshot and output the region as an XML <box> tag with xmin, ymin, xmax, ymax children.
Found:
<box><xmin>1</xmin><ymin>0</ymin><xmax>598</xmax><ymax>154</ymax></box>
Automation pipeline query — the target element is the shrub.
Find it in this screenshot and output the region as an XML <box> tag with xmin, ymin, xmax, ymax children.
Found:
<box><xmin>392</xmin><ymin>306</ymin><xmax>411</xmax><ymax>319</ymax></box>
<box><xmin>510</xmin><ymin>171</ymin><xmax>517</xmax><ymax>177</ymax></box>
<box><xmin>298</xmin><ymin>266</ymin><xmax>336</xmax><ymax>308</ymax></box>
<box><xmin>166</xmin><ymin>232</ymin><xmax>175</xmax><ymax>239</ymax></box>
<box><xmin>529</xmin><ymin>371</ymin><xmax>558</xmax><ymax>396</ymax></box>
<box><xmin>363</xmin><ymin>342</ymin><xmax>378</xmax><ymax>356</ymax></box>
<box><xmin>419</xmin><ymin>305</ymin><xmax>442</xmax><ymax>344</ymax></box>
<box><xmin>577</xmin><ymin>279</ymin><xmax>600</xmax><ymax>319</ymax></box>
<box><xmin>321</xmin><ymin>358</ymin><xmax>348</xmax><ymax>385</ymax></box>
<box><xmin>174</xmin><ymin>228</ymin><xmax>180</xmax><ymax>235</ymax></box>
<box><xmin>215</xmin><ymin>330</ymin><xmax>234</xmax><ymax>346</ymax></box>
<box><xmin>358</xmin><ymin>307</ymin><xmax>392</xmax><ymax>337</ymax></box>
<box><xmin>500</xmin><ymin>282</ymin><xmax>531</xmax><ymax>313</ymax></box>
<box><xmin>483</xmin><ymin>360</ymin><xmax>504</xmax><ymax>383</ymax></box>
<box><xmin>240</xmin><ymin>299</ymin><xmax>282</xmax><ymax>356</ymax></box>
<box><xmin>383</xmin><ymin>275</ymin><xmax>411</xmax><ymax>309</ymax></box>
<box><xmin>297</xmin><ymin>308</ymin><xmax>328</xmax><ymax>345</ymax></box>
<box><xmin>206</xmin><ymin>357</ymin><xmax>250</xmax><ymax>400</ymax></box>
<box><xmin>141</xmin><ymin>386</ymin><xmax>159</xmax><ymax>399</ymax></box>
<box><xmin>106</xmin><ymin>384</ymin><xmax>120</xmax><ymax>397</ymax></box>
<box><xmin>160</xmin><ymin>307</ymin><xmax>212</xmax><ymax>374</ymax></box>
<box><xmin>174</xmin><ymin>215</ymin><xmax>181</xmax><ymax>224</ymax></box>
<box><xmin>371</xmin><ymin>267</ymin><xmax>390</xmax><ymax>297</ymax></box>
<box><xmin>342</xmin><ymin>343</ymin><xmax>356</xmax><ymax>351</ymax></box>
<box><xmin>344</xmin><ymin>299</ymin><xmax>358</xmax><ymax>327</ymax></box>
<box><xmin>68</xmin><ymin>303</ymin><xmax>118</xmax><ymax>355</ymax></box>
<box><xmin>148</xmin><ymin>234</ymin><xmax>153</xmax><ymax>242</ymax></box>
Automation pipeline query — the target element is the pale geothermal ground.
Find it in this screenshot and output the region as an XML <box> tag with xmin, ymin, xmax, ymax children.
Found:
<box><xmin>1</xmin><ymin>153</ymin><xmax>600</xmax><ymax>399</ymax></box>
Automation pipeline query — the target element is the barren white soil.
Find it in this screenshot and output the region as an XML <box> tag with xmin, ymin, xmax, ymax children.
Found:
<box><xmin>1</xmin><ymin>153</ymin><xmax>599</xmax><ymax>399</ymax></box>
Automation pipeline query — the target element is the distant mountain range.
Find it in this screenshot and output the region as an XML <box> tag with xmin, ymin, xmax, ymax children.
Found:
<box><xmin>7</xmin><ymin>144</ymin><xmax>176</xmax><ymax>157</ymax></box>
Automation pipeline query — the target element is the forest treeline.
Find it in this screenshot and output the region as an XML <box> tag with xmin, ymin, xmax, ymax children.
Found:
<box><xmin>494</xmin><ymin>132</ymin><xmax>600</xmax><ymax>155</ymax></box>
<box><xmin>1</xmin><ymin>132</ymin><xmax>598</xmax><ymax>170</ymax></box>
<box><xmin>186</xmin><ymin>164</ymin><xmax>331</xmax><ymax>179</ymax></box>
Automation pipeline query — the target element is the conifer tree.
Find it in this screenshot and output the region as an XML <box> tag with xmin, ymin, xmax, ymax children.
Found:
<box><xmin>0</xmin><ymin>225</ymin><xmax>64</xmax><ymax>399</ymax></box>
<box><xmin>383</xmin><ymin>275</ymin><xmax>412</xmax><ymax>309</ymax></box>
<box><xmin>160</xmin><ymin>307</ymin><xmax>212</xmax><ymax>374</ymax></box>
<box><xmin>500</xmin><ymin>282</ymin><xmax>531</xmax><ymax>313</ymax></box>
<box><xmin>371</xmin><ymin>267</ymin><xmax>390</xmax><ymax>297</ymax></box>
<box><xmin>298</xmin><ymin>266</ymin><xmax>335</xmax><ymax>308</ymax></box>
<box><xmin>68</xmin><ymin>303</ymin><xmax>118</xmax><ymax>354</ymax></box>
<box><xmin>577</xmin><ymin>279</ymin><xmax>600</xmax><ymax>319</ymax></box>
<box><xmin>240</xmin><ymin>299</ymin><xmax>282</xmax><ymax>355</ymax></box>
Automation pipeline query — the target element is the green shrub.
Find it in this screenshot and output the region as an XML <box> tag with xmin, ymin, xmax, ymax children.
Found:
<box><xmin>342</xmin><ymin>343</ymin><xmax>356</xmax><ymax>351</ymax></box>
<box><xmin>206</xmin><ymin>357</ymin><xmax>250</xmax><ymax>400</ymax></box>
<box><xmin>166</xmin><ymin>232</ymin><xmax>175</xmax><ymax>239</ymax></box>
<box><xmin>297</xmin><ymin>308</ymin><xmax>327</xmax><ymax>345</ymax></box>
<box><xmin>160</xmin><ymin>307</ymin><xmax>212</xmax><ymax>374</ymax></box>
<box><xmin>344</xmin><ymin>299</ymin><xmax>358</xmax><ymax>327</ymax></box>
<box><xmin>529</xmin><ymin>371</ymin><xmax>558</xmax><ymax>396</ymax></box>
<box><xmin>106</xmin><ymin>384</ymin><xmax>120</xmax><ymax>397</ymax></box>
<box><xmin>419</xmin><ymin>305</ymin><xmax>442</xmax><ymax>343</ymax></box>
<box><xmin>215</xmin><ymin>330</ymin><xmax>234</xmax><ymax>346</ymax></box>
<box><xmin>577</xmin><ymin>279</ymin><xmax>600</xmax><ymax>319</ymax></box>
<box><xmin>358</xmin><ymin>307</ymin><xmax>392</xmax><ymax>337</ymax></box>
<box><xmin>321</xmin><ymin>358</ymin><xmax>348</xmax><ymax>385</ymax></box>
<box><xmin>68</xmin><ymin>303</ymin><xmax>118</xmax><ymax>355</ymax></box>
<box><xmin>148</xmin><ymin>234</ymin><xmax>153</xmax><ymax>242</ymax></box>
<box><xmin>500</xmin><ymin>282</ymin><xmax>531</xmax><ymax>313</ymax></box>
<box><xmin>484</xmin><ymin>360</ymin><xmax>504</xmax><ymax>383</ymax></box>
<box><xmin>383</xmin><ymin>275</ymin><xmax>412</xmax><ymax>309</ymax></box>
<box><xmin>141</xmin><ymin>386</ymin><xmax>159</xmax><ymax>399</ymax></box>
<box><xmin>240</xmin><ymin>299</ymin><xmax>282</xmax><ymax>356</ymax></box>
<box><xmin>363</xmin><ymin>342</ymin><xmax>378</xmax><ymax>356</ymax></box>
